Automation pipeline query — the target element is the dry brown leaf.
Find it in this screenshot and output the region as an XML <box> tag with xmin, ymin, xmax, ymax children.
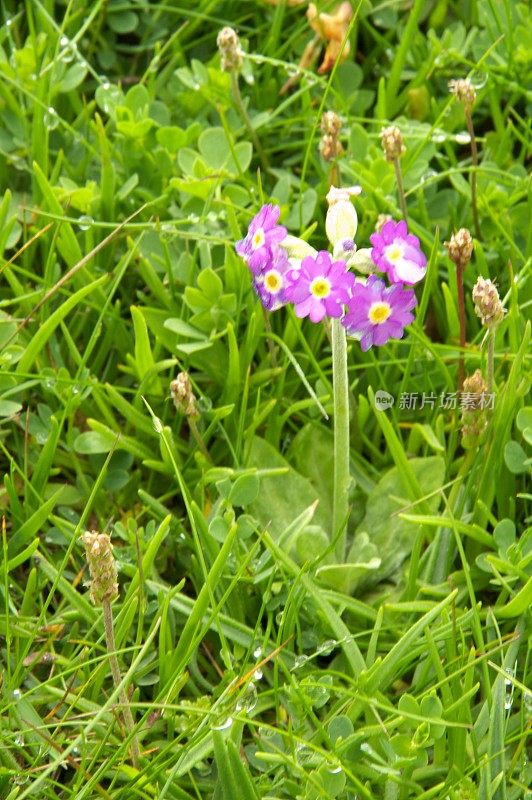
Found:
<box><xmin>307</xmin><ymin>1</ymin><xmax>353</xmax><ymax>73</ymax></box>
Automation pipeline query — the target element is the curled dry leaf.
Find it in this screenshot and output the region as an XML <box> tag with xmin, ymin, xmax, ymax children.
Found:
<box><xmin>307</xmin><ymin>1</ymin><xmax>353</xmax><ymax>73</ymax></box>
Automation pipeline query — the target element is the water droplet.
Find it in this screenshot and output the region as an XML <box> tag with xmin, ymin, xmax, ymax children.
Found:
<box><xmin>275</xmin><ymin>611</ymin><xmax>284</xmax><ymax>626</ymax></box>
<box><xmin>293</xmin><ymin>655</ymin><xmax>308</xmax><ymax>669</ymax></box>
<box><xmin>504</xmin><ymin>667</ymin><xmax>515</xmax><ymax>711</ymax></box>
<box><xmin>253</xmin><ymin>668</ymin><xmax>263</xmax><ymax>681</ymax></box>
<box><xmin>236</xmin><ymin>682</ymin><xmax>257</xmax><ymax>713</ymax></box>
<box><xmin>12</xmin><ymin>689</ymin><xmax>21</xmax><ymax>700</ymax></box>
<box><xmin>161</xmin><ymin>223</ymin><xmax>173</xmax><ymax>235</ymax></box>
<box><xmin>469</xmin><ymin>69</ymin><xmax>488</xmax><ymax>89</ymax></box>
<box><xmin>253</xmin><ymin>645</ymin><xmax>262</xmax><ymax>659</ymax></box>
<box><xmin>328</xmin><ymin>763</ymin><xmax>343</xmax><ymax>774</ymax></box>
<box><xmin>455</xmin><ymin>131</ymin><xmax>471</xmax><ymax>145</ymax></box>
<box><xmin>77</xmin><ymin>214</ymin><xmax>93</xmax><ymax>231</ymax></box>
<box><xmin>179</xmin><ymin>532</ymin><xmax>186</xmax><ymax>541</ymax></box>
<box><xmin>44</xmin><ymin>378</ymin><xmax>56</xmax><ymax>390</ymax></box>
<box><xmin>36</xmin><ymin>432</ymin><xmax>48</xmax><ymax>444</ymax></box>
<box><xmin>187</xmin><ymin>213</ymin><xmax>199</xmax><ymax>224</ymax></box>
<box><xmin>71</xmin><ymin>384</ymin><xmax>81</xmax><ymax>395</ymax></box>
<box><xmin>6</xmin><ymin>18</ymin><xmax>12</xmax><ymax>27</ymax></box>
<box><xmin>60</xmin><ymin>37</ymin><xmax>75</xmax><ymax>63</ymax></box>
<box><xmin>212</xmin><ymin>716</ymin><xmax>233</xmax><ymax>730</ymax></box>
<box><xmin>15</xmin><ymin>734</ymin><xmax>24</xmax><ymax>746</ymax></box>
<box><xmin>44</xmin><ymin>107</ymin><xmax>59</xmax><ymax>130</ymax></box>
<box><xmin>431</xmin><ymin>130</ymin><xmax>446</xmax><ymax>143</ymax></box>
<box><xmin>317</xmin><ymin>640</ymin><xmax>336</xmax><ymax>656</ymax></box>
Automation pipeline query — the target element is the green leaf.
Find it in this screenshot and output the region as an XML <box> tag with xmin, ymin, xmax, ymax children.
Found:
<box><xmin>504</xmin><ymin>440</ymin><xmax>528</xmax><ymax>474</ymax></box>
<box><xmin>58</xmin><ymin>63</ymin><xmax>87</xmax><ymax>93</ymax></box>
<box><xmin>247</xmin><ymin>436</ymin><xmax>330</xmax><ymax>538</ymax></box>
<box><xmin>228</xmin><ymin>473</ymin><xmax>260</xmax><ymax>507</ymax></box>
<box><xmin>108</xmin><ymin>11</ymin><xmax>139</xmax><ymax>34</ymax></box>
<box><xmin>0</xmin><ymin>399</ymin><xmax>22</xmax><ymax>417</ymax></box>
<box><xmin>74</xmin><ymin>430</ymin><xmax>115</xmax><ymax>454</ymax></box>
<box><xmin>346</xmin><ymin>456</ymin><xmax>445</xmax><ymax>589</ymax></box>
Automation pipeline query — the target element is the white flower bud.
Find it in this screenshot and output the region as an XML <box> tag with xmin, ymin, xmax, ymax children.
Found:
<box><xmin>326</xmin><ymin>200</ymin><xmax>358</xmax><ymax>247</ymax></box>
<box><xmin>280</xmin><ymin>234</ymin><xmax>317</xmax><ymax>260</ymax></box>
<box><xmin>346</xmin><ymin>247</ymin><xmax>374</xmax><ymax>274</ymax></box>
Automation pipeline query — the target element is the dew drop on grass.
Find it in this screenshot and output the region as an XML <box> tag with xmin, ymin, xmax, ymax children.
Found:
<box><xmin>328</xmin><ymin>764</ymin><xmax>343</xmax><ymax>774</ymax></box>
<box><xmin>431</xmin><ymin>130</ymin><xmax>446</xmax><ymax>143</ymax></box>
<box><xmin>317</xmin><ymin>640</ymin><xmax>336</xmax><ymax>656</ymax></box>
<box><xmin>15</xmin><ymin>734</ymin><xmax>24</xmax><ymax>746</ymax></box>
<box><xmin>293</xmin><ymin>655</ymin><xmax>308</xmax><ymax>669</ymax></box>
<box><xmin>12</xmin><ymin>689</ymin><xmax>21</xmax><ymax>700</ymax></box>
<box><xmin>77</xmin><ymin>215</ymin><xmax>94</xmax><ymax>231</ymax></box>
<box><xmin>455</xmin><ymin>131</ymin><xmax>471</xmax><ymax>145</ymax></box>
<box><xmin>469</xmin><ymin>69</ymin><xmax>488</xmax><ymax>89</ymax></box>
<box><xmin>504</xmin><ymin>667</ymin><xmax>515</xmax><ymax>711</ymax></box>
<box><xmin>253</xmin><ymin>644</ymin><xmax>262</xmax><ymax>659</ymax></box>
<box><xmin>236</xmin><ymin>682</ymin><xmax>257</xmax><ymax>713</ymax></box>
<box><xmin>44</xmin><ymin>107</ymin><xmax>59</xmax><ymax>130</ymax></box>
<box><xmin>253</xmin><ymin>668</ymin><xmax>263</xmax><ymax>681</ymax></box>
<box><xmin>212</xmin><ymin>716</ymin><xmax>233</xmax><ymax>730</ymax></box>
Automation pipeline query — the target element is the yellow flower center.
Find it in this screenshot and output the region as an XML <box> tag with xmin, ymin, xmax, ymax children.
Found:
<box><xmin>252</xmin><ymin>228</ymin><xmax>265</xmax><ymax>249</ymax></box>
<box><xmin>310</xmin><ymin>277</ymin><xmax>331</xmax><ymax>299</ymax></box>
<box><xmin>384</xmin><ymin>243</ymin><xmax>403</xmax><ymax>263</ymax></box>
<box><xmin>264</xmin><ymin>270</ymin><xmax>282</xmax><ymax>293</ymax></box>
<box><xmin>368</xmin><ymin>301</ymin><xmax>392</xmax><ymax>324</ymax></box>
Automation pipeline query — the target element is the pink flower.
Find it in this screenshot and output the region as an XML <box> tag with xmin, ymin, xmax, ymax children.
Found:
<box><xmin>253</xmin><ymin>245</ymin><xmax>292</xmax><ymax>311</ymax></box>
<box><xmin>370</xmin><ymin>219</ymin><xmax>426</xmax><ymax>285</ymax></box>
<box><xmin>284</xmin><ymin>250</ymin><xmax>355</xmax><ymax>323</ymax></box>
<box><xmin>342</xmin><ymin>275</ymin><xmax>417</xmax><ymax>351</ymax></box>
<box><xmin>235</xmin><ymin>204</ymin><xmax>287</xmax><ymax>275</ymax></box>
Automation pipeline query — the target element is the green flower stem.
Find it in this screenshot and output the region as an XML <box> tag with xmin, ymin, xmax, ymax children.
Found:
<box><xmin>393</xmin><ymin>157</ymin><xmax>408</xmax><ymax>223</ymax></box>
<box><xmin>465</xmin><ymin>109</ymin><xmax>481</xmax><ymax>240</ymax></box>
<box><xmin>487</xmin><ymin>327</ymin><xmax>495</xmax><ymax>395</ymax></box>
<box><xmin>102</xmin><ymin>599</ymin><xmax>140</xmax><ymax>768</ymax></box>
<box><xmin>230</xmin><ymin>71</ymin><xmax>270</xmax><ymax>175</ymax></box>
<box><xmin>332</xmin><ymin>318</ymin><xmax>350</xmax><ymax>561</ymax></box>
<box><xmin>457</xmin><ymin>261</ymin><xmax>466</xmax><ymax>390</ymax></box>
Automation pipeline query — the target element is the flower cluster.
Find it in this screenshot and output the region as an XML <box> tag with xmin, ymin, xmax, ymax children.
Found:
<box><xmin>235</xmin><ymin>198</ymin><xmax>427</xmax><ymax>350</ymax></box>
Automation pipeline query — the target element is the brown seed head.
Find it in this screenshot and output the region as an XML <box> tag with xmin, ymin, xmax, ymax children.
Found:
<box><xmin>217</xmin><ymin>27</ymin><xmax>243</xmax><ymax>72</ymax></box>
<box><xmin>445</xmin><ymin>228</ymin><xmax>474</xmax><ymax>270</ymax></box>
<box><xmin>449</xmin><ymin>78</ymin><xmax>476</xmax><ymax>111</ymax></box>
<box><xmin>472</xmin><ymin>277</ymin><xmax>504</xmax><ymax>328</ymax></box>
<box><xmin>170</xmin><ymin>372</ymin><xmax>199</xmax><ymax>418</ymax></box>
<box><xmin>81</xmin><ymin>531</ymin><xmax>118</xmax><ymax>606</ymax></box>
<box><xmin>461</xmin><ymin>369</ymin><xmax>488</xmax><ymax>449</ymax></box>
<box><xmin>380</xmin><ymin>125</ymin><xmax>405</xmax><ymax>162</ymax></box>
<box><xmin>319</xmin><ymin>111</ymin><xmax>343</xmax><ymax>161</ymax></box>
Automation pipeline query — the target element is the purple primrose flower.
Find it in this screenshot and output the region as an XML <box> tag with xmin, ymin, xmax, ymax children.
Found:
<box><xmin>342</xmin><ymin>275</ymin><xmax>417</xmax><ymax>351</ymax></box>
<box><xmin>253</xmin><ymin>245</ymin><xmax>292</xmax><ymax>311</ymax></box>
<box><xmin>284</xmin><ymin>250</ymin><xmax>355</xmax><ymax>323</ymax></box>
<box><xmin>370</xmin><ymin>219</ymin><xmax>426</xmax><ymax>285</ymax></box>
<box><xmin>235</xmin><ymin>204</ymin><xmax>287</xmax><ymax>274</ymax></box>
